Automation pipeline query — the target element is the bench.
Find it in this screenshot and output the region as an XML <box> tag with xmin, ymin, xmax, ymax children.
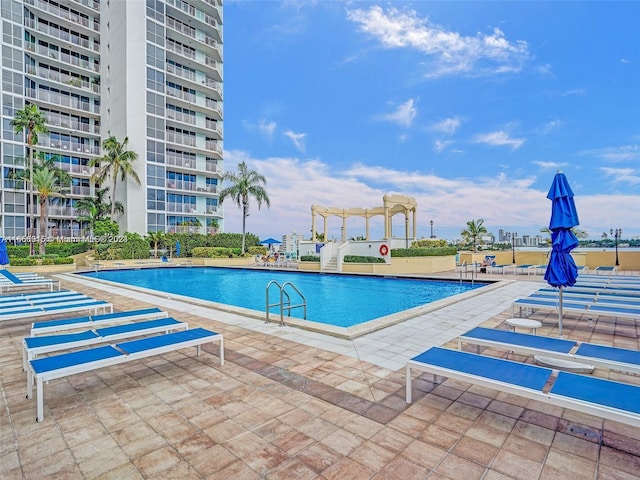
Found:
<box><xmin>23</xmin><ymin>317</ymin><xmax>188</xmax><ymax>370</ymax></box>
<box><xmin>406</xmin><ymin>346</ymin><xmax>640</xmax><ymax>427</ymax></box>
<box><xmin>26</xmin><ymin>327</ymin><xmax>224</xmax><ymax>422</ymax></box>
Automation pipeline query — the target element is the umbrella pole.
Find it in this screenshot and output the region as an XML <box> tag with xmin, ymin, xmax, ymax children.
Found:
<box><xmin>558</xmin><ymin>286</ymin><xmax>563</xmax><ymax>337</ymax></box>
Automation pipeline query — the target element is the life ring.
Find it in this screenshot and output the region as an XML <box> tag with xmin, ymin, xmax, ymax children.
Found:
<box><xmin>379</xmin><ymin>244</ymin><xmax>389</xmax><ymax>256</ymax></box>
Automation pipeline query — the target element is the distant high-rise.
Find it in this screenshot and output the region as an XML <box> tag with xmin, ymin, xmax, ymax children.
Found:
<box><xmin>0</xmin><ymin>0</ymin><xmax>224</xmax><ymax>238</ymax></box>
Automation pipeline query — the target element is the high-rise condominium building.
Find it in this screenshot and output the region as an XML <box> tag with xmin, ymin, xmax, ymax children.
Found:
<box><xmin>0</xmin><ymin>0</ymin><xmax>223</xmax><ymax>239</ymax></box>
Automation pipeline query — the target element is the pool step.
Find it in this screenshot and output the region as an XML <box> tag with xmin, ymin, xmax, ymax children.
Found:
<box><xmin>322</xmin><ymin>256</ymin><xmax>339</xmax><ymax>273</ymax></box>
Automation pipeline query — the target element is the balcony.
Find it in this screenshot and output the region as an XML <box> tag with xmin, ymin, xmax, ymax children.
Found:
<box><xmin>24</xmin><ymin>18</ymin><xmax>99</xmax><ymax>53</ymax></box>
<box><xmin>26</xmin><ymin>65</ymin><xmax>100</xmax><ymax>95</ymax></box>
<box><xmin>167</xmin><ymin>203</ymin><xmax>197</xmax><ymax>213</ymax></box>
<box><xmin>25</xmin><ymin>41</ymin><xmax>100</xmax><ymax>73</ymax></box>
<box><xmin>166</xmin><ymin>154</ymin><xmax>196</xmax><ymax>170</ymax></box>
<box><xmin>26</xmin><ymin>88</ymin><xmax>99</xmax><ymax>115</ymax></box>
<box><xmin>166</xmin><ymin>180</ymin><xmax>196</xmax><ymax>192</ymax></box>
<box><xmin>166</xmin><ymin>86</ymin><xmax>196</xmax><ymax>103</ymax></box>
<box><xmin>42</xmin><ymin>137</ymin><xmax>99</xmax><ymax>155</ymax></box>
<box><xmin>166</xmin><ymin>131</ymin><xmax>196</xmax><ymax>148</ymax></box>
<box><xmin>24</xmin><ymin>0</ymin><xmax>99</xmax><ymax>32</ymax></box>
<box><xmin>166</xmin><ymin>109</ymin><xmax>197</xmax><ymax>126</ymax></box>
<box><xmin>196</xmin><ymin>185</ymin><xmax>217</xmax><ymax>194</ymax></box>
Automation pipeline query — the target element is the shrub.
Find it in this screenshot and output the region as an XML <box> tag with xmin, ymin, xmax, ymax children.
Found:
<box><xmin>41</xmin><ymin>257</ymin><xmax>55</xmax><ymax>265</ymax></box>
<box><xmin>7</xmin><ymin>246</ymin><xmax>29</xmax><ymax>258</ymax></box>
<box><xmin>391</xmin><ymin>247</ymin><xmax>458</xmax><ymax>257</ymax></box>
<box><xmin>8</xmin><ymin>257</ymin><xmax>37</xmax><ymax>266</ymax></box>
<box><xmin>411</xmin><ymin>239</ymin><xmax>449</xmax><ymax>248</ymax></box>
<box><xmin>300</xmin><ymin>255</ymin><xmax>320</xmax><ymax>262</ymax></box>
<box><xmin>54</xmin><ymin>257</ymin><xmax>75</xmax><ymax>265</ymax></box>
<box><xmin>343</xmin><ymin>255</ymin><xmax>385</xmax><ymax>263</ymax></box>
<box><xmin>192</xmin><ymin>247</ymin><xmax>234</xmax><ymax>258</ymax></box>
<box><xmin>45</xmin><ymin>242</ymin><xmax>90</xmax><ymax>256</ymax></box>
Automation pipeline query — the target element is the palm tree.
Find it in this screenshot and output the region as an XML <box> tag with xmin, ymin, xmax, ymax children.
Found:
<box><xmin>75</xmin><ymin>187</ymin><xmax>121</xmax><ymax>234</ymax></box>
<box><xmin>31</xmin><ymin>167</ymin><xmax>71</xmax><ymax>254</ymax></box>
<box><xmin>10</xmin><ymin>104</ymin><xmax>48</xmax><ymax>254</ymax></box>
<box><xmin>460</xmin><ymin>219</ymin><xmax>488</xmax><ymax>252</ymax></box>
<box><xmin>89</xmin><ymin>136</ymin><xmax>140</xmax><ymax>216</ymax></box>
<box><xmin>146</xmin><ymin>231</ymin><xmax>165</xmax><ymax>258</ymax></box>
<box><xmin>219</xmin><ymin>161</ymin><xmax>270</xmax><ymax>253</ymax></box>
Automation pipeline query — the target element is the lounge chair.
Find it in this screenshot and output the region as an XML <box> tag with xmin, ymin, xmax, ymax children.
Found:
<box><xmin>23</xmin><ymin>316</ymin><xmax>188</xmax><ymax>370</ymax></box>
<box><xmin>488</xmin><ymin>264</ymin><xmax>515</xmax><ymax>275</ymax></box>
<box><xmin>532</xmin><ymin>264</ymin><xmax>548</xmax><ymax>275</ymax></box>
<box><xmin>533</xmin><ymin>288</ymin><xmax>640</xmax><ymax>304</ymax></box>
<box><xmin>458</xmin><ymin>327</ymin><xmax>640</xmax><ymax>375</ymax></box>
<box><xmin>26</xmin><ymin>327</ymin><xmax>224</xmax><ymax>421</ymax></box>
<box><xmin>527</xmin><ymin>292</ymin><xmax>640</xmax><ymax>308</ymax></box>
<box><xmin>0</xmin><ymin>290</ymin><xmax>80</xmax><ymax>305</ymax></box>
<box><xmin>594</xmin><ymin>266</ymin><xmax>617</xmax><ymax>275</ymax></box>
<box><xmin>512</xmin><ymin>297</ymin><xmax>640</xmax><ymax>321</ymax></box>
<box><xmin>561</xmin><ymin>285</ymin><xmax>640</xmax><ymax>297</ymax></box>
<box><xmin>0</xmin><ymin>297</ymin><xmax>112</xmax><ymax>323</ymax></box>
<box><xmin>405</xmin><ymin>346</ymin><xmax>640</xmax><ymax>427</ymax></box>
<box><xmin>30</xmin><ymin>306</ymin><xmax>168</xmax><ymax>336</ymax></box>
<box><xmin>0</xmin><ymin>270</ymin><xmax>60</xmax><ymax>293</ymax></box>
<box><xmin>513</xmin><ymin>264</ymin><xmax>536</xmax><ymax>275</ymax></box>
<box><xmin>0</xmin><ymin>292</ymin><xmax>92</xmax><ymax>311</ymax></box>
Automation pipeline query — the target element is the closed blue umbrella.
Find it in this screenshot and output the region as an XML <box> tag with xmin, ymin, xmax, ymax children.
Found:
<box><xmin>0</xmin><ymin>237</ymin><xmax>9</xmax><ymax>267</ymax></box>
<box><xmin>544</xmin><ymin>171</ymin><xmax>580</xmax><ymax>336</ymax></box>
<box><xmin>176</xmin><ymin>240</ymin><xmax>181</xmax><ymax>258</ymax></box>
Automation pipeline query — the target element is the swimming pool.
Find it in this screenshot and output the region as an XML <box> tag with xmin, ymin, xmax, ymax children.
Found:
<box><xmin>80</xmin><ymin>267</ymin><xmax>487</xmax><ymax>329</ymax></box>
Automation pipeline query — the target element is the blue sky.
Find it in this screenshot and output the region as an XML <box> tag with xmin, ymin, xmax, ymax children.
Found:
<box><xmin>222</xmin><ymin>1</ymin><xmax>639</xmax><ymax>242</ymax></box>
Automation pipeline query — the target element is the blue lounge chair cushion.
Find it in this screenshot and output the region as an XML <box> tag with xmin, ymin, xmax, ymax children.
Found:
<box><xmin>0</xmin><ymin>270</ymin><xmax>24</xmax><ymax>283</ymax></box>
<box><xmin>32</xmin><ymin>315</ymin><xmax>92</xmax><ymax>329</ymax></box>
<box><xmin>95</xmin><ymin>317</ymin><xmax>183</xmax><ymax>337</ymax></box>
<box><xmin>30</xmin><ymin>345</ymin><xmax>123</xmax><ymax>374</ymax></box>
<box><xmin>91</xmin><ymin>307</ymin><xmax>164</xmax><ymax>323</ymax></box>
<box><xmin>551</xmin><ymin>371</ymin><xmax>640</xmax><ymax>415</ymax></box>
<box><xmin>462</xmin><ymin>327</ymin><xmax>576</xmax><ymax>353</ymax></box>
<box><xmin>117</xmin><ymin>327</ymin><xmax>217</xmax><ymax>354</ymax></box>
<box><xmin>576</xmin><ymin>343</ymin><xmax>640</xmax><ymax>366</ymax></box>
<box><xmin>411</xmin><ymin>347</ymin><xmax>552</xmax><ymax>391</ymax></box>
<box><xmin>24</xmin><ymin>330</ymin><xmax>99</xmax><ymax>349</ymax></box>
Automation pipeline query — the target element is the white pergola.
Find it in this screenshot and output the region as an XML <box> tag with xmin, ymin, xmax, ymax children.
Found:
<box><xmin>310</xmin><ymin>194</ymin><xmax>418</xmax><ymax>242</ymax></box>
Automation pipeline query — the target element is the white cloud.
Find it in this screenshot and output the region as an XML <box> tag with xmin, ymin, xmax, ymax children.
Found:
<box><xmin>434</xmin><ymin>140</ymin><xmax>452</xmax><ymax>152</ymax></box>
<box><xmin>473</xmin><ymin>130</ymin><xmax>525</xmax><ymax>150</ymax></box>
<box><xmin>221</xmin><ymin>149</ymin><xmax>640</xmax><ymax>241</ymax></box>
<box><xmin>541</xmin><ymin>119</ymin><xmax>563</xmax><ymax>135</ymax></box>
<box><xmin>378</xmin><ymin>99</ymin><xmax>417</xmax><ymax>127</ymax></box>
<box><xmin>346</xmin><ymin>6</ymin><xmax>530</xmax><ymax>78</ymax></box>
<box><xmin>259</xmin><ymin>120</ymin><xmax>277</xmax><ymax>140</ymax></box>
<box><xmin>283</xmin><ymin>130</ymin><xmax>307</xmax><ymax>152</ymax></box>
<box><xmin>431</xmin><ymin>117</ymin><xmax>461</xmax><ymax>135</ymax></box>
<box><xmin>599</xmin><ymin>167</ymin><xmax>640</xmax><ymax>185</ymax></box>
<box><xmin>580</xmin><ymin>145</ymin><xmax>640</xmax><ymax>163</ymax></box>
<box><xmin>534</xmin><ymin>160</ymin><xmax>568</xmax><ymax>170</ymax></box>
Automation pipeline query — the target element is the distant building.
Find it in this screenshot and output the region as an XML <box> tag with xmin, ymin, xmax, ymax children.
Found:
<box><xmin>281</xmin><ymin>231</ymin><xmax>301</xmax><ymax>257</ymax></box>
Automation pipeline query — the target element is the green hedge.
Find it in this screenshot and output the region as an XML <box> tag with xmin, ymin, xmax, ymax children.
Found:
<box><xmin>7</xmin><ymin>257</ymin><xmax>37</xmax><ymax>266</ymax></box>
<box><xmin>7</xmin><ymin>243</ymin><xmax>89</xmax><ymax>258</ymax></box>
<box><xmin>391</xmin><ymin>247</ymin><xmax>458</xmax><ymax>257</ymax></box>
<box><xmin>411</xmin><ymin>239</ymin><xmax>449</xmax><ymax>248</ymax></box>
<box><xmin>192</xmin><ymin>247</ymin><xmax>237</xmax><ymax>258</ymax></box>
<box><xmin>343</xmin><ymin>255</ymin><xmax>386</xmax><ymax>263</ymax></box>
<box><xmin>54</xmin><ymin>257</ymin><xmax>75</xmax><ymax>264</ymax></box>
<box><xmin>300</xmin><ymin>255</ymin><xmax>320</xmax><ymax>262</ymax></box>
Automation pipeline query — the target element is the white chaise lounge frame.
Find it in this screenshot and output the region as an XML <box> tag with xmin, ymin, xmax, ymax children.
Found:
<box><xmin>406</xmin><ymin>347</ymin><xmax>640</xmax><ymax>428</ymax></box>
<box><xmin>27</xmin><ymin>327</ymin><xmax>224</xmax><ymax>422</ymax></box>
<box><xmin>23</xmin><ymin>316</ymin><xmax>187</xmax><ymax>370</ymax></box>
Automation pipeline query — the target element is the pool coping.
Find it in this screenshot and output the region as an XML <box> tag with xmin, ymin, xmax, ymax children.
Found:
<box><xmin>62</xmin><ymin>269</ymin><xmax>513</xmax><ymax>340</ymax></box>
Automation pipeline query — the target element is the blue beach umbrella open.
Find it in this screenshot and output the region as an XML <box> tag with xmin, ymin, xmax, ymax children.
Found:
<box><xmin>0</xmin><ymin>237</ymin><xmax>9</xmax><ymax>268</ymax></box>
<box><xmin>543</xmin><ymin>171</ymin><xmax>580</xmax><ymax>336</ymax></box>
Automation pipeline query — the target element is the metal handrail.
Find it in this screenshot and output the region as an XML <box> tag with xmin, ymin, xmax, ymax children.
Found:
<box><xmin>265</xmin><ymin>280</ymin><xmax>307</xmax><ymax>327</ymax></box>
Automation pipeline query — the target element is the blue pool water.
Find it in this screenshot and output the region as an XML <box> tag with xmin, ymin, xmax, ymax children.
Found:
<box><xmin>81</xmin><ymin>267</ymin><xmax>485</xmax><ymax>328</ymax></box>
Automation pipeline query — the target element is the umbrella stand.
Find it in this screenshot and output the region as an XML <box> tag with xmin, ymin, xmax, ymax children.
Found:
<box><xmin>558</xmin><ymin>286</ymin><xmax>563</xmax><ymax>337</ymax></box>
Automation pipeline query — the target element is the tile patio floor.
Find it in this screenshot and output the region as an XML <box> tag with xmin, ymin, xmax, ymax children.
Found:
<box><xmin>1</xmin><ymin>270</ymin><xmax>640</xmax><ymax>479</ymax></box>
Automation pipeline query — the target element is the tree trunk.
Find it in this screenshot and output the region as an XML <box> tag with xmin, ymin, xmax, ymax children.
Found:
<box><xmin>111</xmin><ymin>177</ymin><xmax>117</xmax><ymax>217</ymax></box>
<box><xmin>241</xmin><ymin>203</ymin><xmax>248</xmax><ymax>253</ymax></box>
<box><xmin>39</xmin><ymin>197</ymin><xmax>47</xmax><ymax>255</ymax></box>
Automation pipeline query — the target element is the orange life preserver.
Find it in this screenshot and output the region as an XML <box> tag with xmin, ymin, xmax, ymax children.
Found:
<box><xmin>379</xmin><ymin>244</ymin><xmax>389</xmax><ymax>256</ymax></box>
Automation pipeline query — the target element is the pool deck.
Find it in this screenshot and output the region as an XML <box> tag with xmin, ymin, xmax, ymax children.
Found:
<box><xmin>1</xmin><ymin>270</ymin><xmax>640</xmax><ymax>479</ymax></box>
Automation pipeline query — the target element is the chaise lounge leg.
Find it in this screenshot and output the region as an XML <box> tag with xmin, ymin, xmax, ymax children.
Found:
<box><xmin>406</xmin><ymin>365</ymin><xmax>412</xmax><ymax>403</ymax></box>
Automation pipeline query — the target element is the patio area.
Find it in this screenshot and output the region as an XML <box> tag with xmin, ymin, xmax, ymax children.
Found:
<box><xmin>1</xmin><ymin>271</ymin><xmax>639</xmax><ymax>479</ymax></box>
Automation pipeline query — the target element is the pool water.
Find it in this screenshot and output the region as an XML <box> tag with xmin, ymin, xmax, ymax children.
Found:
<box><xmin>81</xmin><ymin>267</ymin><xmax>485</xmax><ymax>328</ymax></box>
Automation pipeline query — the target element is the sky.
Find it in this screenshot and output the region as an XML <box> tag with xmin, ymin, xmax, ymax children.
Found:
<box><xmin>221</xmin><ymin>1</ymin><xmax>640</xmax><ymax>243</ymax></box>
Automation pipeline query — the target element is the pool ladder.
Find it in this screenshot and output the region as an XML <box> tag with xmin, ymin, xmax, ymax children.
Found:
<box><xmin>265</xmin><ymin>280</ymin><xmax>307</xmax><ymax>327</ymax></box>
